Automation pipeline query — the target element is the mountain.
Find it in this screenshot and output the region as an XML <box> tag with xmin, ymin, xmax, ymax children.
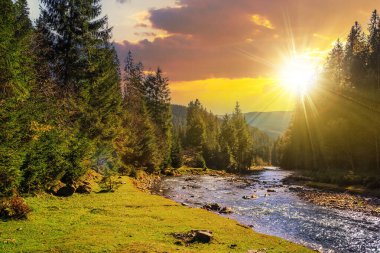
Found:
<box><xmin>244</xmin><ymin>111</ymin><xmax>293</xmax><ymax>139</ymax></box>
<box><xmin>171</xmin><ymin>105</ymin><xmax>292</xmax><ymax>139</ymax></box>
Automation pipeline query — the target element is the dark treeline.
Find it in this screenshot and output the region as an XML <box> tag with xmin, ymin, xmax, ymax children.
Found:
<box><xmin>171</xmin><ymin>102</ymin><xmax>272</xmax><ymax>172</ymax></box>
<box><xmin>278</xmin><ymin>10</ymin><xmax>380</xmax><ymax>188</ymax></box>
<box><xmin>0</xmin><ymin>0</ymin><xmax>272</xmax><ymax>197</ymax></box>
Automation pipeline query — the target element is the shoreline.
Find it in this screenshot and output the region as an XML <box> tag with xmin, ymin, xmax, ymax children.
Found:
<box><xmin>283</xmin><ymin>174</ymin><xmax>380</xmax><ymax>217</ymax></box>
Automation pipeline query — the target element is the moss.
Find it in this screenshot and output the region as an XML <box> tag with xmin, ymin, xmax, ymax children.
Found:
<box><xmin>0</xmin><ymin>177</ymin><xmax>313</xmax><ymax>253</ymax></box>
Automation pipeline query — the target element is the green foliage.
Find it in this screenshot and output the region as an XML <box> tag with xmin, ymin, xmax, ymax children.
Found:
<box><xmin>170</xmin><ymin>134</ymin><xmax>183</xmax><ymax>169</ymax></box>
<box><xmin>21</xmin><ymin>128</ymin><xmax>91</xmax><ymax>193</ymax></box>
<box><xmin>0</xmin><ymin>0</ymin><xmax>124</xmax><ymax>196</ymax></box>
<box><xmin>118</xmin><ymin>52</ymin><xmax>172</xmax><ymax>173</ymax></box>
<box><xmin>180</xmin><ymin>100</ymin><xmax>263</xmax><ymax>172</ymax></box>
<box><xmin>186</xmin><ymin>99</ymin><xmax>207</xmax><ymax>148</ymax></box>
<box><xmin>0</xmin><ymin>148</ymin><xmax>23</xmax><ymax>197</ymax></box>
<box><xmin>0</xmin><ymin>0</ymin><xmax>31</xmax><ymax>100</ymax></box>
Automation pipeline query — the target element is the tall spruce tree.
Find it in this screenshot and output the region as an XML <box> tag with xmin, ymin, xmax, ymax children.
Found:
<box><xmin>186</xmin><ymin>99</ymin><xmax>206</xmax><ymax>149</ymax></box>
<box><xmin>344</xmin><ymin>21</ymin><xmax>368</xmax><ymax>88</ymax></box>
<box><xmin>39</xmin><ymin>0</ymin><xmax>122</xmax><ymax>173</ymax></box>
<box><xmin>0</xmin><ymin>0</ymin><xmax>34</xmax><ymax>195</ymax></box>
<box><xmin>118</xmin><ymin>52</ymin><xmax>160</xmax><ymax>172</ymax></box>
<box><xmin>143</xmin><ymin>68</ymin><xmax>172</xmax><ymax>167</ymax></box>
<box><xmin>219</xmin><ymin>115</ymin><xmax>238</xmax><ymax>171</ymax></box>
<box><xmin>231</xmin><ymin>103</ymin><xmax>253</xmax><ymax>171</ymax></box>
<box><xmin>326</xmin><ymin>39</ymin><xmax>345</xmax><ymax>87</ymax></box>
<box><xmin>368</xmin><ymin>10</ymin><xmax>380</xmax><ymax>89</ymax></box>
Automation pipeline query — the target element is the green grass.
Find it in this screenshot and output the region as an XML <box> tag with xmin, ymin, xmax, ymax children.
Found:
<box><xmin>0</xmin><ymin>177</ymin><xmax>313</xmax><ymax>253</ymax></box>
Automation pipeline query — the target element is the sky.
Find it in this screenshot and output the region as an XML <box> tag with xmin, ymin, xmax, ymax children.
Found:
<box><xmin>27</xmin><ymin>0</ymin><xmax>380</xmax><ymax>114</ymax></box>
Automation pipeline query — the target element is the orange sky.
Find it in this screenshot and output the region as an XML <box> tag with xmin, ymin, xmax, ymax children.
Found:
<box><xmin>28</xmin><ymin>0</ymin><xmax>380</xmax><ymax>113</ymax></box>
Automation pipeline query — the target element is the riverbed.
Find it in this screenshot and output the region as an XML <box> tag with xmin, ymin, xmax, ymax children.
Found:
<box><xmin>158</xmin><ymin>168</ymin><xmax>380</xmax><ymax>253</ymax></box>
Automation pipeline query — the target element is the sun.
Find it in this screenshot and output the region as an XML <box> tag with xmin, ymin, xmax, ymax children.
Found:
<box><xmin>279</xmin><ymin>56</ymin><xmax>318</xmax><ymax>95</ymax></box>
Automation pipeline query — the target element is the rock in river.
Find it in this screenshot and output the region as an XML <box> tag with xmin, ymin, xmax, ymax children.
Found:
<box><xmin>202</xmin><ymin>203</ymin><xmax>221</xmax><ymax>211</ymax></box>
<box><xmin>219</xmin><ymin>207</ymin><xmax>233</xmax><ymax>214</ymax></box>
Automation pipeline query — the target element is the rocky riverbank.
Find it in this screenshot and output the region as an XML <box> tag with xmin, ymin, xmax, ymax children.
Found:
<box><xmin>298</xmin><ymin>190</ymin><xmax>380</xmax><ymax>217</ymax></box>
<box><xmin>283</xmin><ymin>174</ymin><xmax>380</xmax><ymax>216</ymax></box>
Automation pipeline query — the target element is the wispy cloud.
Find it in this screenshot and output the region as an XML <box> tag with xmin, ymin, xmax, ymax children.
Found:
<box><xmin>251</xmin><ymin>15</ymin><xmax>274</xmax><ymax>30</ymax></box>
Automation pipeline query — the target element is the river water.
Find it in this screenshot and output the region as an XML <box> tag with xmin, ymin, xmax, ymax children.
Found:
<box><xmin>158</xmin><ymin>168</ymin><xmax>380</xmax><ymax>253</ymax></box>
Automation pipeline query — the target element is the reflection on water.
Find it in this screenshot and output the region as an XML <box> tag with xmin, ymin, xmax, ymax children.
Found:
<box><xmin>159</xmin><ymin>169</ymin><xmax>380</xmax><ymax>253</ymax></box>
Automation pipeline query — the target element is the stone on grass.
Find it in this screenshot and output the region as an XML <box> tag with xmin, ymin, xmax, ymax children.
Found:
<box><xmin>56</xmin><ymin>185</ymin><xmax>76</xmax><ymax>197</ymax></box>
<box><xmin>76</xmin><ymin>184</ymin><xmax>92</xmax><ymax>194</ymax></box>
<box><xmin>191</xmin><ymin>230</ymin><xmax>213</xmax><ymax>243</ymax></box>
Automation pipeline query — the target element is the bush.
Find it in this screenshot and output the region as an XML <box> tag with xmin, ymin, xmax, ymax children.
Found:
<box><xmin>21</xmin><ymin>130</ymin><xmax>91</xmax><ymax>192</ymax></box>
<box><xmin>0</xmin><ymin>196</ymin><xmax>31</xmax><ymax>220</ymax></box>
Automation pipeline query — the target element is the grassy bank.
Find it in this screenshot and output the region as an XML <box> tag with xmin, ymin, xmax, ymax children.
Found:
<box><xmin>0</xmin><ymin>177</ymin><xmax>313</xmax><ymax>253</ymax></box>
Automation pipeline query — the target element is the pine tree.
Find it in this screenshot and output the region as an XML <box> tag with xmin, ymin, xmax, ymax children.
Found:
<box><xmin>123</xmin><ymin>51</ymin><xmax>144</xmax><ymax>100</ymax></box>
<box><xmin>170</xmin><ymin>133</ymin><xmax>183</xmax><ymax>169</ymax></box>
<box><xmin>39</xmin><ymin>0</ymin><xmax>122</xmax><ymax>174</ymax></box>
<box><xmin>231</xmin><ymin>103</ymin><xmax>253</xmax><ymax>171</ymax></box>
<box><xmin>186</xmin><ymin>99</ymin><xmax>206</xmax><ymax>149</ymax></box>
<box><xmin>344</xmin><ymin>21</ymin><xmax>368</xmax><ymax>88</ymax></box>
<box><xmin>143</xmin><ymin>68</ymin><xmax>172</xmax><ymax>167</ymax></box>
<box><xmin>0</xmin><ymin>0</ymin><xmax>32</xmax><ymax>100</ymax></box>
<box><xmin>219</xmin><ymin>115</ymin><xmax>238</xmax><ymax>171</ymax></box>
<box><xmin>368</xmin><ymin>10</ymin><xmax>380</xmax><ymax>89</ymax></box>
<box><xmin>326</xmin><ymin>39</ymin><xmax>345</xmax><ymax>87</ymax></box>
<box><xmin>0</xmin><ymin>0</ymin><xmax>34</xmax><ymax>196</ymax></box>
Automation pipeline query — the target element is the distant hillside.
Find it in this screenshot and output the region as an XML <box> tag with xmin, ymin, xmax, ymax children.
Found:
<box><xmin>244</xmin><ymin>111</ymin><xmax>293</xmax><ymax>139</ymax></box>
<box><xmin>172</xmin><ymin>105</ymin><xmax>292</xmax><ymax>139</ymax></box>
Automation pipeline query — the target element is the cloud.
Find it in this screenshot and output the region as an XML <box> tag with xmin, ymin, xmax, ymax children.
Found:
<box><xmin>116</xmin><ymin>0</ymin><xmax>380</xmax><ymax>82</ymax></box>
<box><xmin>116</xmin><ymin>0</ymin><xmax>130</xmax><ymax>3</ymax></box>
<box><xmin>251</xmin><ymin>15</ymin><xmax>274</xmax><ymax>30</ymax></box>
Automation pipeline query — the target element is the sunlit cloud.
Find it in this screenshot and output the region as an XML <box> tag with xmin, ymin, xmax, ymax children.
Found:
<box><xmin>251</xmin><ymin>14</ymin><xmax>275</xmax><ymax>30</ymax></box>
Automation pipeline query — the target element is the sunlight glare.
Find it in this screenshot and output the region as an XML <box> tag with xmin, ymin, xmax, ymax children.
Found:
<box><xmin>279</xmin><ymin>56</ymin><xmax>318</xmax><ymax>95</ymax></box>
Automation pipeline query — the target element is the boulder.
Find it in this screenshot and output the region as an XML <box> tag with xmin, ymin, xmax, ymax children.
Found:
<box><xmin>202</xmin><ymin>203</ymin><xmax>221</xmax><ymax>211</ymax></box>
<box><xmin>56</xmin><ymin>185</ymin><xmax>76</xmax><ymax>197</ymax></box>
<box><xmin>76</xmin><ymin>184</ymin><xmax>92</xmax><ymax>194</ymax></box>
<box><xmin>219</xmin><ymin>207</ymin><xmax>233</xmax><ymax>214</ymax></box>
<box><xmin>243</xmin><ymin>194</ymin><xmax>258</xmax><ymax>200</ymax></box>
<box><xmin>49</xmin><ymin>181</ymin><xmax>66</xmax><ymax>195</ymax></box>
<box><xmin>267</xmin><ymin>189</ymin><xmax>276</xmax><ymax>193</ymax></box>
<box><xmin>191</xmin><ymin>230</ymin><xmax>213</xmax><ymax>243</ymax></box>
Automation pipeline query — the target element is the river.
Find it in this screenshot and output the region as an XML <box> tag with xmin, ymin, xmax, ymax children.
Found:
<box><xmin>157</xmin><ymin>168</ymin><xmax>380</xmax><ymax>253</ymax></box>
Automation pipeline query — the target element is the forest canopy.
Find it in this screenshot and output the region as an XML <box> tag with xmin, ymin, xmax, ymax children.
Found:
<box><xmin>0</xmin><ymin>0</ymin><xmax>271</xmax><ymax>197</ymax></box>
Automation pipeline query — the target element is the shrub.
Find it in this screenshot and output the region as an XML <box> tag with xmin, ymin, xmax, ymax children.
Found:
<box><xmin>0</xmin><ymin>196</ymin><xmax>31</xmax><ymax>220</ymax></box>
<box><xmin>21</xmin><ymin>130</ymin><xmax>91</xmax><ymax>192</ymax></box>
